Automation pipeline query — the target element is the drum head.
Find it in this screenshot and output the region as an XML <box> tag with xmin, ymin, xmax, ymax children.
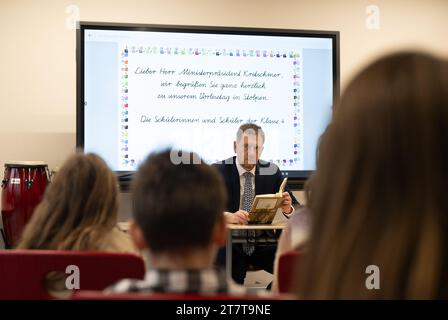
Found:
<box><xmin>5</xmin><ymin>161</ymin><xmax>48</xmax><ymax>168</ymax></box>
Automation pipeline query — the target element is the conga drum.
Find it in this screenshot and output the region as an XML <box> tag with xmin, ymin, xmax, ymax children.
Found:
<box><xmin>1</xmin><ymin>161</ymin><xmax>50</xmax><ymax>247</ymax></box>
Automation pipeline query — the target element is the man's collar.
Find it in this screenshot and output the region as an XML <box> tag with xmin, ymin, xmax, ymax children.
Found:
<box><xmin>235</xmin><ymin>161</ymin><xmax>256</xmax><ymax>176</ymax></box>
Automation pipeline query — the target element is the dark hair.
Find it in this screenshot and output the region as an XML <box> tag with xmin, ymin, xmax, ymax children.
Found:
<box><xmin>236</xmin><ymin>123</ymin><xmax>265</xmax><ymax>143</ymax></box>
<box><xmin>299</xmin><ymin>52</ymin><xmax>448</xmax><ymax>299</ymax></box>
<box><xmin>131</xmin><ymin>149</ymin><xmax>227</xmax><ymax>253</ymax></box>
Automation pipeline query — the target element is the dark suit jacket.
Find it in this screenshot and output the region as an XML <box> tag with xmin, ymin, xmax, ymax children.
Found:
<box><xmin>214</xmin><ymin>156</ymin><xmax>299</xmax><ymax>214</ymax></box>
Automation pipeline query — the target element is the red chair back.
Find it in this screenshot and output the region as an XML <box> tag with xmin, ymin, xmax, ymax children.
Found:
<box><xmin>0</xmin><ymin>249</ymin><xmax>145</xmax><ymax>299</ymax></box>
<box><xmin>278</xmin><ymin>250</ymin><xmax>302</xmax><ymax>293</ymax></box>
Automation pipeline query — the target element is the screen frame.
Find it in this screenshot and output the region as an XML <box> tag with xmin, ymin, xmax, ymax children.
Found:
<box><xmin>76</xmin><ymin>21</ymin><xmax>340</xmax><ymax>188</ymax></box>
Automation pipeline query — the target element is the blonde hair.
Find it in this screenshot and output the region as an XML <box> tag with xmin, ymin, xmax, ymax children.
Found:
<box><xmin>17</xmin><ymin>153</ymin><xmax>119</xmax><ymax>251</ymax></box>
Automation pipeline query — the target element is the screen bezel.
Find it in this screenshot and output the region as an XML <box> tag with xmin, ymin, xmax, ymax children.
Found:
<box><xmin>76</xmin><ymin>21</ymin><xmax>340</xmax><ymax>188</ymax></box>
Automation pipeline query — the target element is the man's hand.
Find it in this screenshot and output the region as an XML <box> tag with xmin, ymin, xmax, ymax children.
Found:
<box><xmin>281</xmin><ymin>192</ymin><xmax>293</xmax><ymax>214</ymax></box>
<box><xmin>225</xmin><ymin>210</ymin><xmax>250</xmax><ymax>225</ymax></box>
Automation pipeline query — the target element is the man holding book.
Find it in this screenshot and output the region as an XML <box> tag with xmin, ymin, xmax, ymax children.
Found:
<box><xmin>214</xmin><ymin>123</ymin><xmax>299</xmax><ymax>285</ymax></box>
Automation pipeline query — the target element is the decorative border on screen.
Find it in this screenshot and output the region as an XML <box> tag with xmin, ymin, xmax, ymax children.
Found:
<box><xmin>119</xmin><ymin>46</ymin><xmax>304</xmax><ymax>169</ymax></box>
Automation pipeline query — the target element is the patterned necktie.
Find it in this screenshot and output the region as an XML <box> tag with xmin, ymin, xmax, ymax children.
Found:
<box><xmin>242</xmin><ymin>171</ymin><xmax>256</xmax><ymax>256</ymax></box>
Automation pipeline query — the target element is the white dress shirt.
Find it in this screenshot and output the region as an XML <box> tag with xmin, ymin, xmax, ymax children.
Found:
<box><xmin>235</xmin><ymin>162</ymin><xmax>294</xmax><ymax>215</ymax></box>
<box><xmin>236</xmin><ymin>162</ymin><xmax>256</xmax><ymax>210</ymax></box>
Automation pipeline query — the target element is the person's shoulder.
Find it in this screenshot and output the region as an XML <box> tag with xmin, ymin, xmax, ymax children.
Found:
<box><xmin>257</xmin><ymin>159</ymin><xmax>281</xmax><ymax>176</ymax></box>
<box><xmin>258</xmin><ymin>159</ymin><xmax>279</xmax><ymax>169</ymax></box>
<box><xmin>213</xmin><ymin>157</ymin><xmax>236</xmax><ymax>171</ymax></box>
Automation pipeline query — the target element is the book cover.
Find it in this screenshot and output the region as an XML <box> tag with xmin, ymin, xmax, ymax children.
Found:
<box><xmin>248</xmin><ymin>178</ymin><xmax>287</xmax><ymax>224</ymax></box>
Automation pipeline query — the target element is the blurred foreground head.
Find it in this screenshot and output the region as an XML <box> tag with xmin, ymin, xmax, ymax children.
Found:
<box><xmin>301</xmin><ymin>52</ymin><xmax>448</xmax><ymax>299</ymax></box>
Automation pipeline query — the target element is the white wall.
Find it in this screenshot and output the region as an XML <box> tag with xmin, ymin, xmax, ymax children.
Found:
<box><xmin>0</xmin><ymin>0</ymin><xmax>447</xmax><ymax>210</ymax></box>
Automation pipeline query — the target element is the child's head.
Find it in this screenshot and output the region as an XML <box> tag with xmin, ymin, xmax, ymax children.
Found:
<box><xmin>130</xmin><ymin>149</ymin><xmax>227</xmax><ymax>264</ymax></box>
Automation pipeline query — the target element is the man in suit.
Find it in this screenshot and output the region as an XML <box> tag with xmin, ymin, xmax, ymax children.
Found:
<box><xmin>214</xmin><ymin>123</ymin><xmax>299</xmax><ymax>285</ymax></box>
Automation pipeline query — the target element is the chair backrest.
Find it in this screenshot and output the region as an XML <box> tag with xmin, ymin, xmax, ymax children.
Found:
<box><xmin>277</xmin><ymin>250</ymin><xmax>301</xmax><ymax>293</ymax></box>
<box><xmin>0</xmin><ymin>249</ymin><xmax>145</xmax><ymax>299</ymax></box>
<box><xmin>72</xmin><ymin>290</ymin><xmax>291</xmax><ymax>300</ymax></box>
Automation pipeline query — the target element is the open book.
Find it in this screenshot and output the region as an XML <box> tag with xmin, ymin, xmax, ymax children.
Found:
<box><xmin>248</xmin><ymin>178</ymin><xmax>288</xmax><ymax>224</ymax></box>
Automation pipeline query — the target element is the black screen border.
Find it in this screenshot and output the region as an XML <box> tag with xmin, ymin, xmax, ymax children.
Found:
<box><xmin>76</xmin><ymin>22</ymin><xmax>340</xmax><ymax>189</ymax></box>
